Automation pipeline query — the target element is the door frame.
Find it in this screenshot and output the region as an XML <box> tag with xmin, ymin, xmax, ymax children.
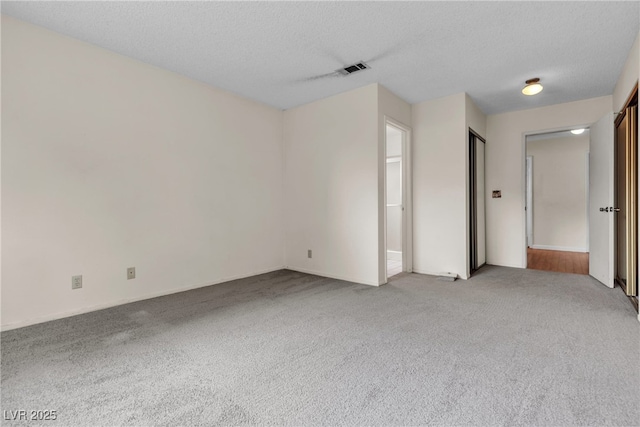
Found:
<box><xmin>469</xmin><ymin>128</ymin><xmax>486</xmax><ymax>274</ymax></box>
<box><xmin>614</xmin><ymin>85</ymin><xmax>638</xmax><ymax>304</ymax></box>
<box><xmin>521</xmin><ymin>124</ymin><xmax>592</xmax><ymax>268</ymax></box>
<box><xmin>383</xmin><ymin>117</ymin><xmax>413</xmax><ymax>281</ymax></box>
<box><xmin>526</xmin><ymin>155</ymin><xmax>533</xmax><ymax>247</ymax></box>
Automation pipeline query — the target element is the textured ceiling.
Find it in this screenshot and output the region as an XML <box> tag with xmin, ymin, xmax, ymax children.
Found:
<box><xmin>2</xmin><ymin>1</ymin><xmax>639</xmax><ymax>114</ymax></box>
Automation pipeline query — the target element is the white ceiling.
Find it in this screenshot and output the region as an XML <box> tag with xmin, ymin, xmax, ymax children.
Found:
<box><xmin>2</xmin><ymin>1</ymin><xmax>638</xmax><ymax>114</ymax></box>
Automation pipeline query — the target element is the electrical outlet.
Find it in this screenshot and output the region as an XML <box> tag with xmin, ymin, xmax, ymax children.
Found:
<box><xmin>308</xmin><ymin>249</ymin><xmax>312</xmax><ymax>259</ymax></box>
<box><xmin>127</xmin><ymin>267</ymin><xmax>136</xmax><ymax>280</ymax></box>
<box><xmin>72</xmin><ymin>275</ymin><xmax>82</xmax><ymax>290</ymax></box>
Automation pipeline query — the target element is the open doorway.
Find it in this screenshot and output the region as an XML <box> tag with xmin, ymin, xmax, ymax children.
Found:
<box><xmin>385</xmin><ymin>120</ymin><xmax>412</xmax><ymax>279</ymax></box>
<box><xmin>525</xmin><ymin>129</ymin><xmax>590</xmax><ymax>275</ymax></box>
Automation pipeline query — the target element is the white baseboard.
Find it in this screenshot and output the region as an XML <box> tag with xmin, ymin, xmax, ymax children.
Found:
<box><xmin>411</xmin><ymin>268</ymin><xmax>468</xmax><ymax>280</ymax></box>
<box><xmin>530</xmin><ymin>244</ymin><xmax>588</xmax><ymax>253</ymax></box>
<box><xmin>284</xmin><ymin>266</ymin><xmax>380</xmax><ymax>287</ymax></box>
<box><xmin>1</xmin><ymin>266</ymin><xmax>286</xmax><ymax>332</ymax></box>
<box><xmin>386</xmin><ymin>250</ymin><xmax>402</xmax><ymax>261</ymax></box>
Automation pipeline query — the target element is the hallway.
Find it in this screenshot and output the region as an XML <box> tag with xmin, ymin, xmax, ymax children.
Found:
<box><xmin>527</xmin><ymin>248</ymin><xmax>589</xmax><ymax>275</ymax></box>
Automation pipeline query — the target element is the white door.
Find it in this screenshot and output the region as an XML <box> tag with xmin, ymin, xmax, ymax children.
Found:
<box><xmin>589</xmin><ymin>113</ymin><xmax>614</xmax><ymax>287</ymax></box>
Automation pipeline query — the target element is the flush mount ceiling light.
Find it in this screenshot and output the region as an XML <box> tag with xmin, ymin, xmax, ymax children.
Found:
<box><xmin>571</xmin><ymin>128</ymin><xmax>586</xmax><ymax>135</ymax></box>
<box><xmin>522</xmin><ymin>78</ymin><xmax>543</xmax><ymax>96</ymax></box>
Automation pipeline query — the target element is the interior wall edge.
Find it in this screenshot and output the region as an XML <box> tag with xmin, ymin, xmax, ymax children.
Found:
<box><xmin>285</xmin><ymin>267</ymin><xmax>380</xmax><ymax>287</ymax></box>
<box><xmin>282</xmin><ymin>84</ymin><xmax>380</xmax><ymax>287</ymax></box>
<box><xmin>411</xmin><ymin>92</ymin><xmax>468</xmax><ymax>279</ymax></box>
<box><xmin>613</xmin><ymin>31</ymin><xmax>640</xmax><ymax>113</ymax></box>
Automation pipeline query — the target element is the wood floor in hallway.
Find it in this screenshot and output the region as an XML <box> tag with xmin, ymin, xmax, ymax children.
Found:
<box><xmin>527</xmin><ymin>248</ymin><xmax>589</xmax><ymax>275</ymax></box>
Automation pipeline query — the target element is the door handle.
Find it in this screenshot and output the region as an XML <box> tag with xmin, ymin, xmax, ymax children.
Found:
<box><xmin>614</xmin><ymin>207</ymin><xmax>621</xmax><ymax>212</ymax></box>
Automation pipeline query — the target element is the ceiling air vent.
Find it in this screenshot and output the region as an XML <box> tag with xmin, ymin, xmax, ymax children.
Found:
<box><xmin>337</xmin><ymin>62</ymin><xmax>370</xmax><ymax>76</ymax></box>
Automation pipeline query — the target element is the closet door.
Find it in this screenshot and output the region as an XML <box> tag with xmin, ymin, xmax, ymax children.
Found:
<box><xmin>469</xmin><ymin>130</ymin><xmax>486</xmax><ymax>273</ymax></box>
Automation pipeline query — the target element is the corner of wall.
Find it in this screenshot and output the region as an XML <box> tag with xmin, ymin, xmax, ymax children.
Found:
<box><xmin>411</xmin><ymin>93</ymin><xmax>468</xmax><ymax>279</ymax></box>
<box><xmin>613</xmin><ymin>31</ymin><xmax>640</xmax><ymax>112</ymax></box>
<box><xmin>282</xmin><ymin>85</ymin><xmax>380</xmax><ymax>287</ymax></box>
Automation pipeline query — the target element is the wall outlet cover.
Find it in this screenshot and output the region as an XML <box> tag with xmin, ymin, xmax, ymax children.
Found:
<box><xmin>127</xmin><ymin>267</ymin><xmax>136</xmax><ymax>280</ymax></box>
<box><xmin>72</xmin><ymin>275</ymin><xmax>82</xmax><ymax>289</ymax></box>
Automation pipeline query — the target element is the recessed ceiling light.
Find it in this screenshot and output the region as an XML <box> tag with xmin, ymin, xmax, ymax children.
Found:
<box><xmin>571</xmin><ymin>128</ymin><xmax>586</xmax><ymax>135</ymax></box>
<box><xmin>522</xmin><ymin>78</ymin><xmax>543</xmax><ymax>96</ymax></box>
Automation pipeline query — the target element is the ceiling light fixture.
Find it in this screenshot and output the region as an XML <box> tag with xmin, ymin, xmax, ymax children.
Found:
<box><xmin>571</xmin><ymin>128</ymin><xmax>586</xmax><ymax>135</ymax></box>
<box><xmin>522</xmin><ymin>78</ymin><xmax>543</xmax><ymax>96</ymax></box>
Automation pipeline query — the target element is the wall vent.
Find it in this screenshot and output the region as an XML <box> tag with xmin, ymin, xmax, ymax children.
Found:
<box><xmin>337</xmin><ymin>62</ymin><xmax>370</xmax><ymax>76</ymax></box>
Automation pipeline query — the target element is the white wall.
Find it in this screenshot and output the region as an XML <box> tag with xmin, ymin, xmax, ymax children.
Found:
<box><xmin>410</xmin><ymin>93</ymin><xmax>486</xmax><ymax>279</ymax></box>
<box><xmin>283</xmin><ymin>84</ymin><xmax>380</xmax><ymax>285</ymax></box>
<box><xmin>1</xmin><ymin>16</ymin><xmax>285</xmax><ymax>329</ymax></box>
<box><xmin>526</xmin><ymin>135</ymin><xmax>589</xmax><ymax>251</ymax></box>
<box><xmin>613</xmin><ymin>31</ymin><xmax>639</xmax><ymax>113</ymax></box>
<box><xmin>466</xmin><ymin>94</ymin><xmax>487</xmax><ymax>138</ymax></box>
<box><xmin>412</xmin><ymin>93</ymin><xmax>468</xmax><ymax>278</ymax></box>
<box><xmin>282</xmin><ymin>84</ymin><xmax>410</xmax><ymax>286</ymax></box>
<box><xmin>485</xmin><ymin>96</ymin><xmax>612</xmax><ymax>268</ymax></box>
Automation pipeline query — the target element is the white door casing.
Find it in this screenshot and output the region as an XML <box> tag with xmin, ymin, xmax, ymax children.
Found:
<box><xmin>383</xmin><ymin>118</ymin><xmax>413</xmax><ymax>281</ymax></box>
<box><xmin>526</xmin><ymin>156</ymin><xmax>533</xmax><ymax>248</ymax></box>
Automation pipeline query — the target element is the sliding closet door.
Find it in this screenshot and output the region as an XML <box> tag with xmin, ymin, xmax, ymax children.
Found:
<box><xmin>469</xmin><ymin>130</ymin><xmax>486</xmax><ymax>273</ymax></box>
<box><xmin>476</xmin><ymin>137</ymin><xmax>486</xmax><ymax>266</ymax></box>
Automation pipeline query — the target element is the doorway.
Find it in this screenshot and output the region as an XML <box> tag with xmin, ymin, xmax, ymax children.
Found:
<box><xmin>525</xmin><ymin>129</ymin><xmax>590</xmax><ymax>275</ymax></box>
<box><xmin>385</xmin><ymin>120</ymin><xmax>412</xmax><ymax>279</ymax></box>
<box><xmin>469</xmin><ymin>129</ymin><xmax>486</xmax><ymax>274</ymax></box>
<box><xmin>614</xmin><ymin>86</ymin><xmax>638</xmax><ymax>308</ymax></box>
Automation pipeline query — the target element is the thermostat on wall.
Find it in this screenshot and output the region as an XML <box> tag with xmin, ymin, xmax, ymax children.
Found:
<box><xmin>492</xmin><ymin>190</ymin><xmax>502</xmax><ymax>198</ymax></box>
